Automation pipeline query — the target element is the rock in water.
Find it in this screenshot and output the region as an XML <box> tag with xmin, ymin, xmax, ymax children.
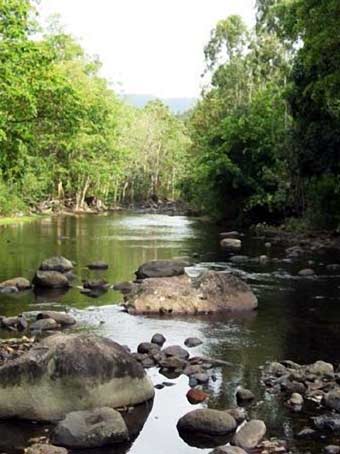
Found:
<box><xmin>52</xmin><ymin>407</ymin><xmax>128</xmax><ymax>448</ymax></box>
<box><xmin>124</xmin><ymin>271</ymin><xmax>257</xmax><ymax>315</ymax></box>
<box><xmin>233</xmin><ymin>420</ymin><xmax>266</xmax><ymax>450</ymax></box>
<box><xmin>136</xmin><ymin>260</ymin><xmax>188</xmax><ymax>279</ymax></box>
<box><xmin>220</xmin><ymin>239</ymin><xmax>242</xmax><ymax>252</ymax></box>
<box><xmin>39</xmin><ymin>256</ymin><xmax>73</xmax><ymax>273</ymax></box>
<box><xmin>210</xmin><ymin>447</ymin><xmax>247</xmax><ymax>454</ymax></box>
<box><xmin>87</xmin><ymin>261</ymin><xmax>109</xmax><ymax>270</ymax></box>
<box><xmin>187</xmin><ymin>388</ymin><xmax>209</xmax><ymax>404</ymax></box>
<box><xmin>36</xmin><ymin>311</ymin><xmax>76</xmax><ymax>327</ymax></box>
<box><xmin>30</xmin><ymin>318</ymin><xmax>60</xmax><ymax>332</ymax></box>
<box><xmin>323</xmin><ymin>389</ymin><xmax>340</xmax><ymax>412</ymax></box>
<box><xmin>151</xmin><ymin>333</ymin><xmax>166</xmax><ymax>346</ymax></box>
<box><xmin>25</xmin><ymin>444</ymin><xmax>68</xmax><ymax>454</ymax></box>
<box><xmin>0</xmin><ymin>333</ymin><xmax>154</xmax><ymax>421</ymax></box>
<box><xmin>184</xmin><ymin>337</ymin><xmax>203</xmax><ymax>348</ymax></box>
<box><xmin>177</xmin><ymin>409</ymin><xmax>237</xmax><ymax>437</ymax></box>
<box><xmin>0</xmin><ymin>277</ymin><xmax>31</xmax><ymax>292</ymax></box>
<box><xmin>33</xmin><ymin>271</ymin><xmax>70</xmax><ymax>289</ymax></box>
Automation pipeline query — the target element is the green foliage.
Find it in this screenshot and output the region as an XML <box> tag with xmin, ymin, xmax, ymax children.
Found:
<box><xmin>184</xmin><ymin>16</ymin><xmax>291</xmax><ymax>222</ymax></box>
<box><xmin>0</xmin><ymin>0</ymin><xmax>189</xmax><ymax>215</ymax></box>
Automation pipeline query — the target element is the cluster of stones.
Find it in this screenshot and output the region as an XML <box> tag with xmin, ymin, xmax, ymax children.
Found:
<box><xmin>263</xmin><ymin>359</ymin><xmax>340</xmax><ymax>451</ymax></box>
<box><xmin>132</xmin><ymin>333</ymin><xmax>230</xmax><ymax>390</ymax></box>
<box><xmin>176</xmin><ymin>407</ymin><xmax>280</xmax><ymax>453</ymax></box>
<box><xmin>0</xmin><ymin>332</ymin><xmax>154</xmax><ymax>452</ymax></box>
<box><xmin>219</xmin><ymin>230</ymin><xmax>340</xmax><ymax>278</ymax></box>
<box><xmin>0</xmin><ymin>256</ymin><xmax>110</xmax><ymax>298</ymax></box>
<box><xmin>0</xmin><ymin>310</ymin><xmax>76</xmax><ymax>334</ymax></box>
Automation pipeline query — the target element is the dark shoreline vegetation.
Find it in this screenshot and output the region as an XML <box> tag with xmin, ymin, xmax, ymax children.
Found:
<box><xmin>1</xmin><ymin>0</ymin><xmax>340</xmax><ymax>232</ymax></box>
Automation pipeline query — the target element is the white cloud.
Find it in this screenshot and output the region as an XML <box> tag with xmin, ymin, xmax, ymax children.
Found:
<box><xmin>38</xmin><ymin>0</ymin><xmax>255</xmax><ymax>98</ymax></box>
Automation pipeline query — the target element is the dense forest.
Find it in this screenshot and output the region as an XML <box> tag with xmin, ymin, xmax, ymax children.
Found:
<box><xmin>1</xmin><ymin>0</ymin><xmax>339</xmax><ymax>230</ymax></box>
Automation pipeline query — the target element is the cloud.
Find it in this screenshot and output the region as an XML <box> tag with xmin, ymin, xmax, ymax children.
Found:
<box><xmin>39</xmin><ymin>0</ymin><xmax>255</xmax><ymax>97</ymax></box>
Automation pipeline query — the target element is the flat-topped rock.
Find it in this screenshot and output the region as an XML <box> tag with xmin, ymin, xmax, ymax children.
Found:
<box><xmin>0</xmin><ymin>333</ymin><xmax>154</xmax><ymax>421</ymax></box>
<box><xmin>36</xmin><ymin>311</ymin><xmax>76</xmax><ymax>327</ymax></box>
<box><xmin>136</xmin><ymin>259</ymin><xmax>189</xmax><ymax>279</ymax></box>
<box><xmin>123</xmin><ymin>271</ymin><xmax>257</xmax><ymax>315</ymax></box>
<box><xmin>0</xmin><ymin>277</ymin><xmax>31</xmax><ymax>292</ymax></box>
<box><xmin>52</xmin><ymin>407</ymin><xmax>128</xmax><ymax>448</ymax></box>
<box><xmin>39</xmin><ymin>256</ymin><xmax>73</xmax><ymax>273</ymax></box>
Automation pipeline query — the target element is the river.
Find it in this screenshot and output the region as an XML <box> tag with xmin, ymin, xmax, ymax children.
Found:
<box><xmin>1</xmin><ymin>213</ymin><xmax>340</xmax><ymax>453</ymax></box>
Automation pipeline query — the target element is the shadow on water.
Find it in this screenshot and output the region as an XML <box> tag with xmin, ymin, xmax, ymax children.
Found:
<box><xmin>1</xmin><ymin>213</ymin><xmax>340</xmax><ymax>453</ymax></box>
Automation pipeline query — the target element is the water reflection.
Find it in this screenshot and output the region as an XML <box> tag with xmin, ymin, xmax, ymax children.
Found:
<box><xmin>1</xmin><ymin>214</ymin><xmax>340</xmax><ymax>453</ymax></box>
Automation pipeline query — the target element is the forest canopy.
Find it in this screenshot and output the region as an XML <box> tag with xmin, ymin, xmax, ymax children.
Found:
<box><xmin>0</xmin><ymin>0</ymin><xmax>339</xmax><ymax>230</ymax></box>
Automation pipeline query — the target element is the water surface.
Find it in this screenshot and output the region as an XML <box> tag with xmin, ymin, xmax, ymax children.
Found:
<box><xmin>1</xmin><ymin>213</ymin><xmax>340</xmax><ymax>453</ymax></box>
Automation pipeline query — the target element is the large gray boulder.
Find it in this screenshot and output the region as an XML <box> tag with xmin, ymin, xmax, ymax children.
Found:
<box><xmin>52</xmin><ymin>407</ymin><xmax>128</xmax><ymax>448</ymax></box>
<box><xmin>124</xmin><ymin>271</ymin><xmax>257</xmax><ymax>315</ymax></box>
<box><xmin>39</xmin><ymin>256</ymin><xmax>73</xmax><ymax>273</ymax></box>
<box><xmin>33</xmin><ymin>271</ymin><xmax>70</xmax><ymax>289</ymax></box>
<box><xmin>136</xmin><ymin>260</ymin><xmax>188</xmax><ymax>279</ymax></box>
<box><xmin>0</xmin><ymin>333</ymin><xmax>154</xmax><ymax>421</ymax></box>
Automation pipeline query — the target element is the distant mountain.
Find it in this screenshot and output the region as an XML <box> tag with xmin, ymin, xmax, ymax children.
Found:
<box><xmin>122</xmin><ymin>94</ymin><xmax>197</xmax><ymax>114</ymax></box>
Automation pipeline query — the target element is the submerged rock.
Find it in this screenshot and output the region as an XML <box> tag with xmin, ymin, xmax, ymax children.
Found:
<box><xmin>136</xmin><ymin>259</ymin><xmax>188</xmax><ymax>279</ymax></box>
<box><xmin>123</xmin><ymin>271</ymin><xmax>257</xmax><ymax>315</ymax></box>
<box><xmin>52</xmin><ymin>407</ymin><xmax>128</xmax><ymax>448</ymax></box>
<box><xmin>0</xmin><ymin>333</ymin><xmax>154</xmax><ymax>421</ymax></box>
<box><xmin>39</xmin><ymin>256</ymin><xmax>73</xmax><ymax>273</ymax></box>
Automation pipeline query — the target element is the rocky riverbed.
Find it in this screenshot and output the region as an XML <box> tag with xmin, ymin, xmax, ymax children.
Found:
<box><xmin>1</xmin><ymin>213</ymin><xmax>340</xmax><ymax>453</ymax></box>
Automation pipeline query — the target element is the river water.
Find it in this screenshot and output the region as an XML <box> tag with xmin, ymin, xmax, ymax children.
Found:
<box><xmin>1</xmin><ymin>213</ymin><xmax>340</xmax><ymax>453</ymax></box>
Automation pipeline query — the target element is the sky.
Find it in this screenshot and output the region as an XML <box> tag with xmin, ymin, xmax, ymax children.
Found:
<box><xmin>38</xmin><ymin>0</ymin><xmax>255</xmax><ymax>98</ymax></box>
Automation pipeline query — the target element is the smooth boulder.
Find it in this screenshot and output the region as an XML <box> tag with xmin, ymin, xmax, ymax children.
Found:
<box><xmin>36</xmin><ymin>311</ymin><xmax>76</xmax><ymax>327</ymax></box>
<box><xmin>124</xmin><ymin>271</ymin><xmax>257</xmax><ymax>315</ymax></box>
<box><xmin>33</xmin><ymin>271</ymin><xmax>70</xmax><ymax>289</ymax></box>
<box><xmin>220</xmin><ymin>239</ymin><xmax>242</xmax><ymax>252</ymax></box>
<box><xmin>52</xmin><ymin>407</ymin><xmax>128</xmax><ymax>448</ymax></box>
<box><xmin>177</xmin><ymin>409</ymin><xmax>237</xmax><ymax>436</ymax></box>
<box><xmin>39</xmin><ymin>256</ymin><xmax>73</xmax><ymax>273</ymax></box>
<box><xmin>0</xmin><ymin>333</ymin><xmax>154</xmax><ymax>421</ymax></box>
<box><xmin>136</xmin><ymin>260</ymin><xmax>188</xmax><ymax>279</ymax></box>
<box><xmin>0</xmin><ymin>277</ymin><xmax>31</xmax><ymax>292</ymax></box>
<box><xmin>232</xmin><ymin>420</ymin><xmax>266</xmax><ymax>450</ymax></box>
